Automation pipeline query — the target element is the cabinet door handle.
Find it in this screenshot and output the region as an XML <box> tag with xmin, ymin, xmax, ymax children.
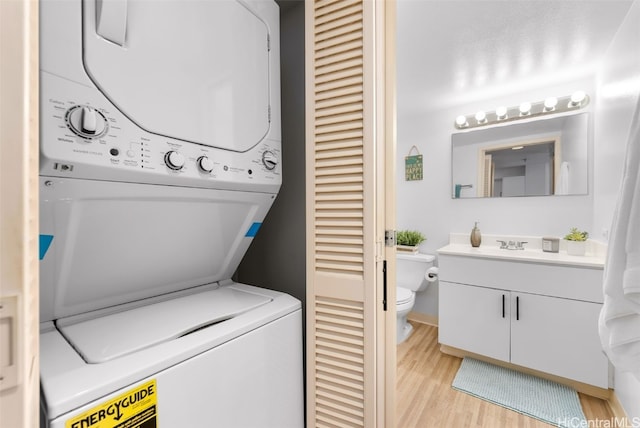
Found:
<box><xmin>516</xmin><ymin>296</ymin><xmax>520</xmax><ymax>320</ymax></box>
<box><xmin>502</xmin><ymin>294</ymin><xmax>505</xmax><ymax>318</ymax></box>
<box><xmin>382</xmin><ymin>260</ymin><xmax>387</xmax><ymax>311</ymax></box>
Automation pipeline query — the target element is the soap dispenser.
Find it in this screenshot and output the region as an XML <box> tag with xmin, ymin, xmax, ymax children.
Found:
<box><xmin>470</xmin><ymin>222</ymin><xmax>481</xmax><ymax>247</ymax></box>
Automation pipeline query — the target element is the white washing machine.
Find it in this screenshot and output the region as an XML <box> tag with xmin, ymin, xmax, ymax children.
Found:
<box><xmin>38</xmin><ymin>0</ymin><xmax>303</xmax><ymax>427</ymax></box>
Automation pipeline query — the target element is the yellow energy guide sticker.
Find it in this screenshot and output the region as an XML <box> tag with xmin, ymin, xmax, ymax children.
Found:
<box><xmin>66</xmin><ymin>379</ymin><xmax>157</xmax><ymax>428</ymax></box>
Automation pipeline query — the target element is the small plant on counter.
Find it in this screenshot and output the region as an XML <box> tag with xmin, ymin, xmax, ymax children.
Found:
<box><xmin>396</xmin><ymin>230</ymin><xmax>426</xmax><ymax>247</ymax></box>
<box><xmin>564</xmin><ymin>227</ymin><xmax>589</xmax><ymax>242</ymax></box>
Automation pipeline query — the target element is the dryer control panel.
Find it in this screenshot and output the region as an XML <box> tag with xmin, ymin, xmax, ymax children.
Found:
<box><xmin>40</xmin><ymin>72</ymin><xmax>281</xmax><ymax>193</ymax></box>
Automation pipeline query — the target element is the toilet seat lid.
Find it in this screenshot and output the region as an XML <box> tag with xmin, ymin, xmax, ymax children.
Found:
<box><xmin>396</xmin><ymin>287</ymin><xmax>413</xmax><ymax>305</ymax></box>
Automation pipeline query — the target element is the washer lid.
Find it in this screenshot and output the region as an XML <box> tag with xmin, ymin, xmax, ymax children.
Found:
<box><xmin>57</xmin><ymin>287</ymin><xmax>271</xmax><ymax>364</ymax></box>
<box><xmin>83</xmin><ymin>0</ymin><xmax>271</xmax><ymax>152</ymax></box>
<box><xmin>396</xmin><ymin>287</ymin><xmax>414</xmax><ymax>305</ymax></box>
<box><xmin>39</xmin><ymin>177</ymin><xmax>277</xmax><ymax>322</ymax></box>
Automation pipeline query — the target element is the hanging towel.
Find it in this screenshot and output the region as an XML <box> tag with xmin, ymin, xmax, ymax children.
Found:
<box><xmin>555</xmin><ymin>161</ymin><xmax>570</xmax><ymax>195</ymax></box>
<box><xmin>599</xmin><ymin>94</ymin><xmax>640</xmax><ymax>381</ymax></box>
<box><xmin>455</xmin><ymin>184</ymin><xmax>462</xmax><ymax>198</ymax></box>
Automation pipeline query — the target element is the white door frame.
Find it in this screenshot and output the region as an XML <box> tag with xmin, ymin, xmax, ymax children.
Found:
<box><xmin>0</xmin><ymin>0</ymin><xmax>40</xmax><ymax>425</ymax></box>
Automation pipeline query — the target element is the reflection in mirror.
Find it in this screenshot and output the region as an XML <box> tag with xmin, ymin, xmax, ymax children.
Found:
<box><xmin>452</xmin><ymin>113</ymin><xmax>588</xmax><ymax>198</ymax></box>
<box><xmin>482</xmin><ymin>139</ymin><xmax>558</xmax><ymax>197</ymax></box>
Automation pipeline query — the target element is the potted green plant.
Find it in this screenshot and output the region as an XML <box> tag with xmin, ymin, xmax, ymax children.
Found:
<box><xmin>396</xmin><ymin>230</ymin><xmax>426</xmax><ymax>253</ymax></box>
<box><xmin>564</xmin><ymin>227</ymin><xmax>589</xmax><ymax>256</ymax></box>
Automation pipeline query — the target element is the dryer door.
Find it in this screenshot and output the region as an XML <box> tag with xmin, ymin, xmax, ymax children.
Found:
<box><xmin>82</xmin><ymin>0</ymin><xmax>271</xmax><ymax>152</ymax></box>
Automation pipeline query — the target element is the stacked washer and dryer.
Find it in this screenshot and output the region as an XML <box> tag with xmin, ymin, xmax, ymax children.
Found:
<box><xmin>39</xmin><ymin>0</ymin><xmax>303</xmax><ymax>427</ymax></box>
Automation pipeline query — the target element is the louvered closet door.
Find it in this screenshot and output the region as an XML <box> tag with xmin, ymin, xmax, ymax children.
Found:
<box><xmin>306</xmin><ymin>0</ymin><xmax>387</xmax><ymax>426</ymax></box>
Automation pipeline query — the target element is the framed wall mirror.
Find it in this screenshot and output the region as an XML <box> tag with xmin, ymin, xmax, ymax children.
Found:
<box><xmin>451</xmin><ymin>113</ymin><xmax>588</xmax><ymax>198</ymax></box>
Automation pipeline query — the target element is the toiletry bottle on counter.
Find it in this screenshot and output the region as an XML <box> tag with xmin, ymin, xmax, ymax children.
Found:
<box><xmin>470</xmin><ymin>222</ymin><xmax>481</xmax><ymax>247</ymax></box>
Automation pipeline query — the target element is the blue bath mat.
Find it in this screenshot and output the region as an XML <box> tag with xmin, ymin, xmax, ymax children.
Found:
<box><xmin>452</xmin><ymin>358</ymin><xmax>587</xmax><ymax>427</ymax></box>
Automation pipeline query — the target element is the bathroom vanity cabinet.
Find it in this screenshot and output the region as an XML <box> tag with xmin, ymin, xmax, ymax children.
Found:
<box><xmin>437</xmin><ymin>248</ymin><xmax>609</xmax><ymax>389</ymax></box>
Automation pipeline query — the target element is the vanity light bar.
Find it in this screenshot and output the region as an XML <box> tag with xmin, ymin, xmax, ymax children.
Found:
<box><xmin>454</xmin><ymin>91</ymin><xmax>590</xmax><ymax>130</ymax></box>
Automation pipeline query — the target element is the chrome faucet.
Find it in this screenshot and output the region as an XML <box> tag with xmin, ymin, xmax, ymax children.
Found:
<box><xmin>496</xmin><ymin>240</ymin><xmax>528</xmax><ymax>250</ymax></box>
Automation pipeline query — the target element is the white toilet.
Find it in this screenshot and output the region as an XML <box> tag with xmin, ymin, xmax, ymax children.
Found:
<box><xmin>396</xmin><ymin>252</ymin><xmax>436</xmax><ymax>344</ymax></box>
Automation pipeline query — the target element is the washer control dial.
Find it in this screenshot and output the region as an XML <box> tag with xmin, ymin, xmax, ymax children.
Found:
<box><xmin>197</xmin><ymin>156</ymin><xmax>214</xmax><ymax>173</ymax></box>
<box><xmin>262</xmin><ymin>150</ymin><xmax>278</xmax><ymax>170</ymax></box>
<box><xmin>65</xmin><ymin>105</ymin><xmax>108</xmax><ymax>139</ymax></box>
<box><xmin>164</xmin><ymin>151</ymin><xmax>185</xmax><ymax>170</ymax></box>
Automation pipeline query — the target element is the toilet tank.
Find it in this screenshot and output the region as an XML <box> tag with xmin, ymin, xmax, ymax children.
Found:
<box><xmin>396</xmin><ymin>252</ymin><xmax>435</xmax><ymax>291</ymax></box>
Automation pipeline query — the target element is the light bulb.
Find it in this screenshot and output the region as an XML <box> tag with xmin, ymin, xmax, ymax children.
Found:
<box><xmin>544</xmin><ymin>97</ymin><xmax>558</xmax><ymax>111</ymax></box>
<box><xmin>496</xmin><ymin>106</ymin><xmax>508</xmax><ymax>120</ymax></box>
<box><xmin>455</xmin><ymin>115</ymin><xmax>468</xmax><ymax>127</ymax></box>
<box><xmin>475</xmin><ymin>111</ymin><xmax>487</xmax><ymax>123</ymax></box>
<box><xmin>570</xmin><ymin>90</ymin><xmax>586</xmax><ymax>106</ymax></box>
<box><xmin>519</xmin><ymin>102</ymin><xmax>532</xmax><ymax>115</ymax></box>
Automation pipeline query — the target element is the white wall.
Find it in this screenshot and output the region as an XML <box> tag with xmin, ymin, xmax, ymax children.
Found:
<box><xmin>524</xmin><ymin>154</ymin><xmax>551</xmax><ymax>196</ymax></box>
<box><xmin>397</xmin><ymin>78</ymin><xmax>596</xmax><ymax>316</ymax></box>
<box><xmin>561</xmin><ymin>116</ymin><xmax>588</xmax><ymax>195</ymax></box>
<box><xmin>594</xmin><ymin>0</ymin><xmax>640</xmax><ymax>419</ymax></box>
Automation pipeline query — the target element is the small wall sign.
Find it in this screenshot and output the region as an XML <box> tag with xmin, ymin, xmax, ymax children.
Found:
<box><xmin>405</xmin><ymin>145</ymin><xmax>423</xmax><ymax>181</ymax></box>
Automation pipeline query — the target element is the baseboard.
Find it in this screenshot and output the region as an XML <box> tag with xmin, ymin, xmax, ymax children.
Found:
<box><xmin>408</xmin><ymin>311</ymin><xmax>438</xmax><ymax>327</ymax></box>
<box><xmin>607</xmin><ymin>391</ymin><xmax>630</xmax><ymax>423</ymax></box>
<box><xmin>440</xmin><ymin>344</ymin><xmax>612</xmax><ymax>400</ymax></box>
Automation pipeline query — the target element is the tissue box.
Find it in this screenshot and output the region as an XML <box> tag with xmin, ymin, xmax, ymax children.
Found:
<box><xmin>542</xmin><ymin>237</ymin><xmax>559</xmax><ymax>253</ymax></box>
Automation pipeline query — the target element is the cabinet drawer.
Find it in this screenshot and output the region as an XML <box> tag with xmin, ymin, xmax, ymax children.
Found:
<box><xmin>438</xmin><ymin>254</ymin><xmax>603</xmax><ymax>303</ymax></box>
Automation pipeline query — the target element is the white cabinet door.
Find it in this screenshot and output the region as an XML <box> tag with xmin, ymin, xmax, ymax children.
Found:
<box><xmin>439</xmin><ymin>281</ymin><xmax>510</xmax><ymax>362</ymax></box>
<box><xmin>510</xmin><ymin>292</ymin><xmax>609</xmax><ymax>388</ymax></box>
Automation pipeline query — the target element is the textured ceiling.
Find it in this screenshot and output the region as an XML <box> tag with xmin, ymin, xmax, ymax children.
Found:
<box><xmin>397</xmin><ymin>0</ymin><xmax>635</xmax><ymax>113</ymax></box>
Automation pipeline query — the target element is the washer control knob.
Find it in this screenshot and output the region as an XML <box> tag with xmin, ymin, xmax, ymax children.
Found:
<box><xmin>262</xmin><ymin>150</ymin><xmax>278</xmax><ymax>170</ymax></box>
<box><xmin>66</xmin><ymin>105</ymin><xmax>108</xmax><ymax>139</ymax></box>
<box><xmin>197</xmin><ymin>156</ymin><xmax>214</xmax><ymax>173</ymax></box>
<box><xmin>164</xmin><ymin>151</ymin><xmax>185</xmax><ymax>170</ymax></box>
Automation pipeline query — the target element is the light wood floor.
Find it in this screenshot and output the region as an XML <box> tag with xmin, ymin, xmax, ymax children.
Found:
<box><xmin>397</xmin><ymin>322</ymin><xmax>614</xmax><ymax>427</ymax></box>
